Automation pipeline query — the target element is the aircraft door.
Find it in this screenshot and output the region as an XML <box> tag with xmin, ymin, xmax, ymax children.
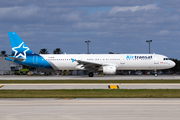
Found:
<box><xmin>120</xmin><ymin>58</ymin><xmax>125</xmax><ymax>64</ymax></box>
<box><xmin>154</xmin><ymin>55</ymin><xmax>159</xmax><ymax>64</ymax></box>
<box><xmin>33</xmin><ymin>56</ymin><xmax>38</xmax><ymax>64</ymax></box>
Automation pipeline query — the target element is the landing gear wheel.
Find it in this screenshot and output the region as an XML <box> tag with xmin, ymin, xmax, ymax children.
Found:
<box><xmin>88</xmin><ymin>72</ymin><xmax>94</xmax><ymax>77</ymax></box>
<box><xmin>154</xmin><ymin>73</ymin><xmax>158</xmax><ymax>77</ymax></box>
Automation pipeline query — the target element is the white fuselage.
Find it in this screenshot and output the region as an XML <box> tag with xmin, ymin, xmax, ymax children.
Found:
<box><xmin>40</xmin><ymin>54</ymin><xmax>175</xmax><ymax>71</ymax></box>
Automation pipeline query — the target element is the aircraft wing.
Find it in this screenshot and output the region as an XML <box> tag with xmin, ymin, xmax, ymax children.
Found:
<box><xmin>74</xmin><ymin>59</ymin><xmax>102</xmax><ymax>71</ymax></box>
<box><xmin>71</xmin><ymin>58</ymin><xmax>118</xmax><ymax>71</ymax></box>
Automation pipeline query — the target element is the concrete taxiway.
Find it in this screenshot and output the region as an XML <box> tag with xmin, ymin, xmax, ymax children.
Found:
<box><xmin>0</xmin><ymin>75</ymin><xmax>180</xmax><ymax>80</ymax></box>
<box><xmin>1</xmin><ymin>83</ymin><xmax>180</xmax><ymax>89</ymax></box>
<box><xmin>0</xmin><ymin>98</ymin><xmax>180</xmax><ymax>120</ymax></box>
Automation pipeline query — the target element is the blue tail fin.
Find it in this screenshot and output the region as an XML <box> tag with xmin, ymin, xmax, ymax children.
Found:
<box><xmin>8</xmin><ymin>32</ymin><xmax>33</xmax><ymax>59</ymax></box>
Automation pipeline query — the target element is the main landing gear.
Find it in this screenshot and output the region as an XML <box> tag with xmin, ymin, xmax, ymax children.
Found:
<box><xmin>88</xmin><ymin>72</ymin><xmax>94</xmax><ymax>77</ymax></box>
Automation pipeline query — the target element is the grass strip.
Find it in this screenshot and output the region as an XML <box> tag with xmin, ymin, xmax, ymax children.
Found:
<box><xmin>0</xmin><ymin>89</ymin><xmax>180</xmax><ymax>98</ymax></box>
<box><xmin>1</xmin><ymin>80</ymin><xmax>180</xmax><ymax>84</ymax></box>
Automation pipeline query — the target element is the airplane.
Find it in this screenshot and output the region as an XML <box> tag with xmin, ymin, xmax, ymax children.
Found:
<box><xmin>5</xmin><ymin>32</ymin><xmax>175</xmax><ymax>77</ymax></box>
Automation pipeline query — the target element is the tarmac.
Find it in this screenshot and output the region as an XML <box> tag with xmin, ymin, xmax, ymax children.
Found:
<box><xmin>1</xmin><ymin>75</ymin><xmax>180</xmax><ymax>89</ymax></box>
<box><xmin>1</xmin><ymin>83</ymin><xmax>180</xmax><ymax>89</ymax></box>
<box><xmin>0</xmin><ymin>98</ymin><xmax>180</xmax><ymax>120</ymax></box>
<box><xmin>0</xmin><ymin>75</ymin><xmax>180</xmax><ymax>80</ymax></box>
<box><xmin>1</xmin><ymin>76</ymin><xmax>180</xmax><ymax>119</ymax></box>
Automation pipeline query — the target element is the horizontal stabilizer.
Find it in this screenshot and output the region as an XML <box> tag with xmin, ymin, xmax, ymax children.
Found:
<box><xmin>7</xmin><ymin>56</ymin><xmax>25</xmax><ymax>62</ymax></box>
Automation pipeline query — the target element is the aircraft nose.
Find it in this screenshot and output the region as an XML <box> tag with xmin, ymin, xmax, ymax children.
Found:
<box><xmin>170</xmin><ymin>61</ymin><xmax>176</xmax><ymax>67</ymax></box>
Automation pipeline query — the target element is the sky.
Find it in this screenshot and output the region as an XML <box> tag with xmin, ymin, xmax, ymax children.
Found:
<box><xmin>0</xmin><ymin>0</ymin><xmax>180</xmax><ymax>59</ymax></box>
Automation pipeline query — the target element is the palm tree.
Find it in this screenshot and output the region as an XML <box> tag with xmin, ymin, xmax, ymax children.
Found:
<box><xmin>53</xmin><ymin>48</ymin><xmax>63</xmax><ymax>54</ymax></box>
<box><xmin>109</xmin><ymin>52</ymin><xmax>114</xmax><ymax>54</ymax></box>
<box><xmin>39</xmin><ymin>48</ymin><xmax>49</xmax><ymax>54</ymax></box>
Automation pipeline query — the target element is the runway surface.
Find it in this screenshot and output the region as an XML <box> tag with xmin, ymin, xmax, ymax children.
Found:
<box><xmin>1</xmin><ymin>83</ymin><xmax>180</xmax><ymax>89</ymax></box>
<box><xmin>0</xmin><ymin>98</ymin><xmax>180</xmax><ymax>120</ymax></box>
<box><xmin>0</xmin><ymin>75</ymin><xmax>180</xmax><ymax>80</ymax></box>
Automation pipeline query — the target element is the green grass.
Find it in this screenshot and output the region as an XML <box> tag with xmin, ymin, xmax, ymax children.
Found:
<box><xmin>1</xmin><ymin>80</ymin><xmax>180</xmax><ymax>84</ymax></box>
<box><xmin>0</xmin><ymin>89</ymin><xmax>180</xmax><ymax>98</ymax></box>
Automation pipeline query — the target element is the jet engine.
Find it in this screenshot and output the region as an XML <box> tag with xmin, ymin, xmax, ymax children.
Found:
<box><xmin>103</xmin><ymin>66</ymin><xmax>116</xmax><ymax>74</ymax></box>
<box><xmin>75</xmin><ymin>65</ymin><xmax>85</xmax><ymax>70</ymax></box>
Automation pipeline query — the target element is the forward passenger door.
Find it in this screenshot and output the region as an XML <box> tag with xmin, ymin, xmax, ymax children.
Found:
<box><xmin>154</xmin><ymin>55</ymin><xmax>159</xmax><ymax>64</ymax></box>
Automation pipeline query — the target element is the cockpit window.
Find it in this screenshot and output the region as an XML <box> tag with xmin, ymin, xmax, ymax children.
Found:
<box><xmin>163</xmin><ymin>58</ymin><xmax>170</xmax><ymax>60</ymax></box>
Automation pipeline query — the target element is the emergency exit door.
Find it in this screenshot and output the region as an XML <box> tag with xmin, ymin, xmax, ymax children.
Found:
<box><xmin>33</xmin><ymin>56</ymin><xmax>38</xmax><ymax>64</ymax></box>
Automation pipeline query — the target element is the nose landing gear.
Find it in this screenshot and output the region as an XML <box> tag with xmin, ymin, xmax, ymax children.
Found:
<box><xmin>154</xmin><ymin>73</ymin><xmax>158</xmax><ymax>77</ymax></box>
<box><xmin>154</xmin><ymin>70</ymin><xmax>158</xmax><ymax>77</ymax></box>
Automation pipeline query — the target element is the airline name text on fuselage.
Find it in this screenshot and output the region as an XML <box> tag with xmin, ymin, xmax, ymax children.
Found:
<box><xmin>126</xmin><ymin>55</ymin><xmax>153</xmax><ymax>59</ymax></box>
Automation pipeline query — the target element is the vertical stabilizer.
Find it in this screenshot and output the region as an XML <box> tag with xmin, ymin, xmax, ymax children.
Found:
<box><xmin>8</xmin><ymin>32</ymin><xmax>33</xmax><ymax>59</ymax></box>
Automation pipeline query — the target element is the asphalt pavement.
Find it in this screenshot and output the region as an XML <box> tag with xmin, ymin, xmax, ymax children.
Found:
<box><xmin>0</xmin><ymin>98</ymin><xmax>180</xmax><ymax>120</ymax></box>
<box><xmin>1</xmin><ymin>83</ymin><xmax>180</xmax><ymax>89</ymax></box>
<box><xmin>0</xmin><ymin>75</ymin><xmax>180</xmax><ymax>80</ymax></box>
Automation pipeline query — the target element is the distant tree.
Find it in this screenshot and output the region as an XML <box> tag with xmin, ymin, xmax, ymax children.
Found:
<box><xmin>109</xmin><ymin>52</ymin><xmax>114</xmax><ymax>54</ymax></box>
<box><xmin>53</xmin><ymin>48</ymin><xmax>63</xmax><ymax>54</ymax></box>
<box><xmin>0</xmin><ymin>51</ymin><xmax>7</xmax><ymax>56</ymax></box>
<box><xmin>39</xmin><ymin>48</ymin><xmax>49</xmax><ymax>54</ymax></box>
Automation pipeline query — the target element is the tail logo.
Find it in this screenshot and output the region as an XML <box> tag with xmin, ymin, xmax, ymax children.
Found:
<box><xmin>12</xmin><ymin>42</ymin><xmax>29</xmax><ymax>59</ymax></box>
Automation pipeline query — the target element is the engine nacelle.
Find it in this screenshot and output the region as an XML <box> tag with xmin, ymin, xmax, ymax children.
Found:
<box><xmin>103</xmin><ymin>66</ymin><xmax>116</xmax><ymax>74</ymax></box>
